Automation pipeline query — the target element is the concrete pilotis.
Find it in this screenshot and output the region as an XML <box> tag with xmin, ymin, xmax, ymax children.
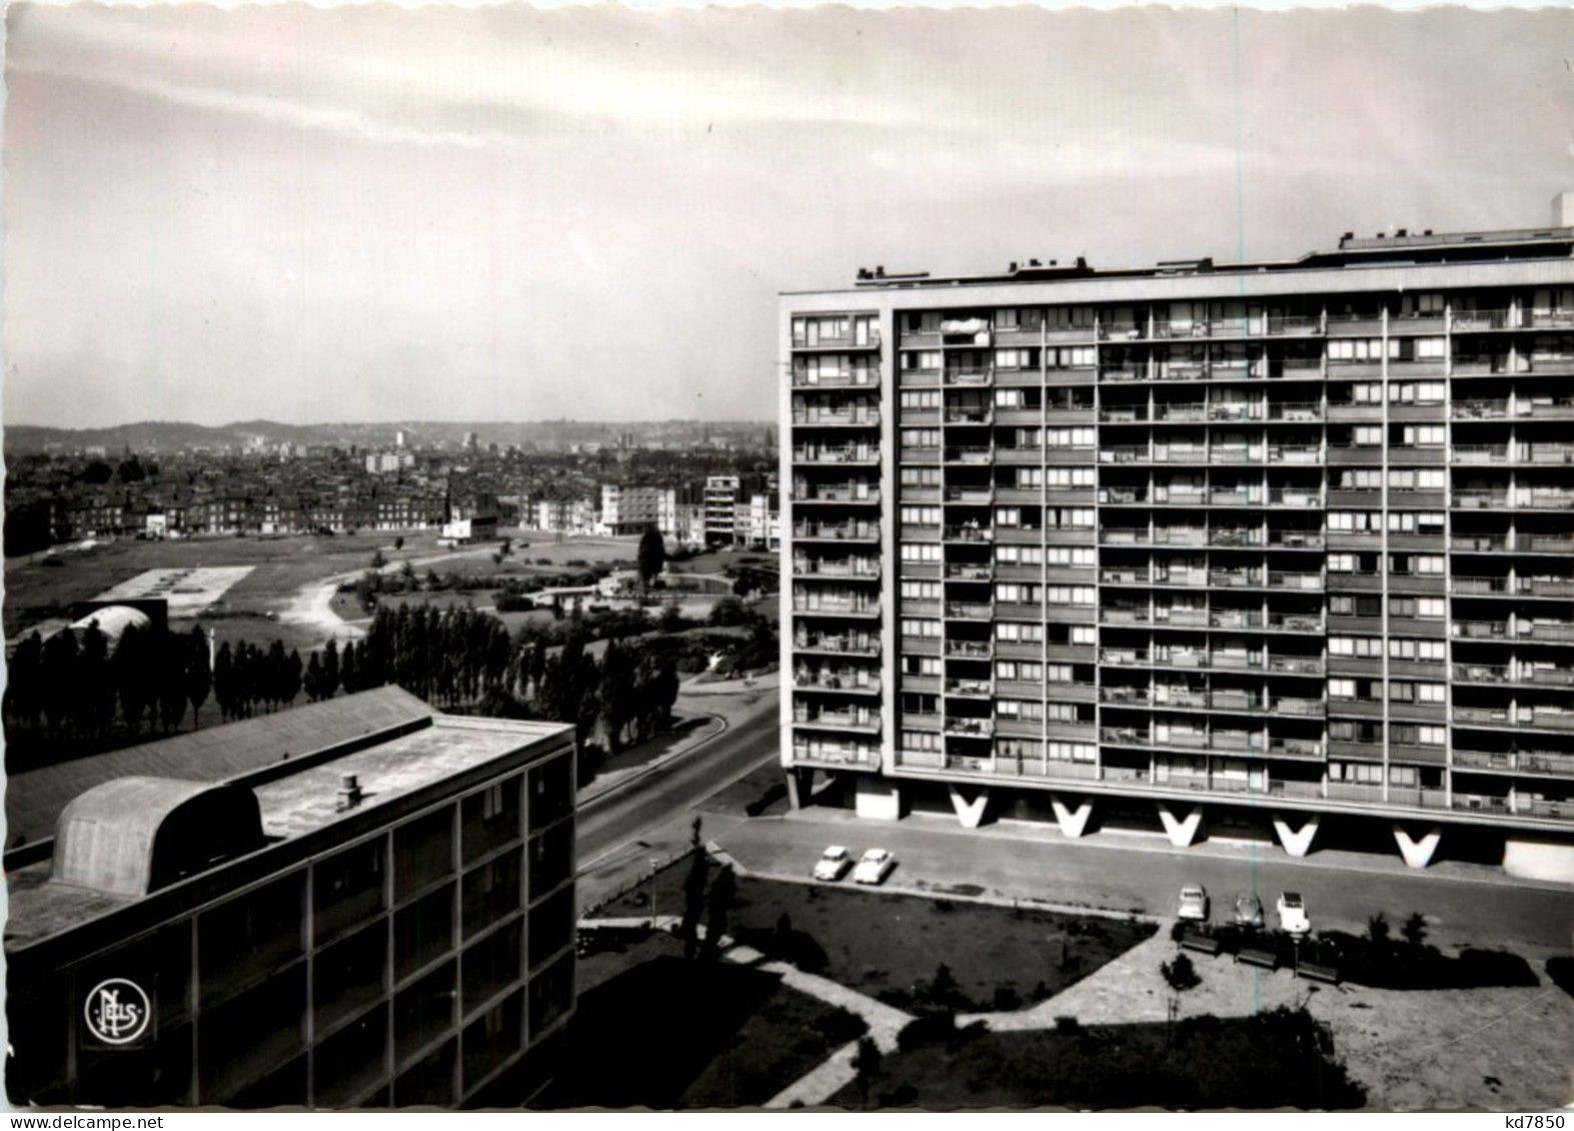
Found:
<box><xmin>1050</xmin><ymin>795</ymin><xmax>1094</xmax><ymax>838</ymax></box>
<box><xmin>1271</xmin><ymin>813</ymin><xmax>1321</xmax><ymax>858</ymax></box>
<box><xmin>1157</xmin><ymin>803</ymin><xmax>1204</xmax><ymax>848</ymax></box>
<box><xmin>1393</xmin><ymin>824</ymin><xmax>1443</xmax><ymax>869</ymax></box>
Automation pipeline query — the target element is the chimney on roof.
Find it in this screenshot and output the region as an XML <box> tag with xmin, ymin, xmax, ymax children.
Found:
<box><xmin>337</xmin><ymin>773</ymin><xmax>363</xmax><ymax>811</ymax></box>
<box><xmin>1396</xmin><ymin>229</ymin><xmax>1408</xmax><ymax>238</ymax></box>
<box><xmin>1553</xmin><ymin>192</ymin><xmax>1574</xmax><ymax>228</ymax></box>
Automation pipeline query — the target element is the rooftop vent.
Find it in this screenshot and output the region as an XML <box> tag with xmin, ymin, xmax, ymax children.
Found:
<box><xmin>337</xmin><ymin>773</ymin><xmax>363</xmax><ymax>811</ymax></box>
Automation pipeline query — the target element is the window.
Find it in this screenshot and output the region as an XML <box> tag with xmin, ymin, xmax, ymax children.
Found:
<box><xmin>901</xmin><ymin>428</ymin><xmax>941</xmax><ymax>448</ymax></box>
<box><xmin>997</xmin><ymin>699</ymin><xmax>1043</xmax><ymax>721</ymax></box>
<box><xmin>901</xmin><ymin>350</ymin><xmax>941</xmax><ymax>370</ymax></box>
<box><xmin>1418</xmin><ymin>683</ymin><xmax>1446</xmax><ymax>704</ymax></box>
<box><xmin>1417</xmin><ymin>597</ymin><xmax>1445</xmax><ymax>619</ymax></box>
<box><xmin>902</xmin><ymin>655</ymin><xmax>941</xmax><ymax>676</ymax></box>
<box><xmin>996</xmin><ymin>507</ymin><xmax>1022</xmax><ymax>528</ymax></box>
<box><xmin>1351</xmin><ymin>383</ymin><xmax>1383</xmax><ymax>404</ymax></box>
<box><xmin>1329</xmin><ymin>678</ymin><xmax>1356</xmax><ymax>699</ymax></box>
<box><xmin>996</xmin><ymin>622</ymin><xmax>1044</xmax><ymax>643</ymax></box>
<box><xmin>1046</xmin><ymin>426</ymin><xmax>1096</xmax><ymax>447</ymax></box>
<box><xmin>1330</xmin><ymin>636</ymin><xmax>1382</xmax><ymax>657</ymax></box>
<box><xmin>1388</xmin><ymin>468</ymin><xmax>1444</xmax><ymax>490</ymax></box>
<box><xmin>900</xmin><ymin>389</ymin><xmax>940</xmax><ymax>409</ymax></box>
<box><xmin>995</xmin><ymin>583</ymin><xmax>1040</xmax><ymax>604</ymax></box>
<box><xmin>1353</xmin><ymin>425</ymin><xmax>1384</xmax><ymax>447</ymax></box>
<box><xmin>1046</xmin><ymin>740</ymin><xmax>1096</xmax><ymax>763</ymax></box>
<box><xmin>1328</xmin><ymin>338</ymin><xmax>1394</xmax><ymax>362</ymax></box>
<box><xmin>1046</xmin><ymin>346</ymin><xmax>1095</xmax><ymax>368</ymax></box>
<box><xmin>996</xmin><ymin>660</ymin><xmax>1044</xmax><ymax>681</ymax></box>
<box><xmin>901</xmin><ymin>730</ymin><xmax>941</xmax><ymax>752</ymax></box>
<box><xmin>995</xmin><ymin>348</ymin><xmax>1037</xmax><ymax>369</ymax></box>
<box><xmin>1046</xmin><ymin>585</ymin><xmax>1096</xmax><ymax>606</ymax></box>
<box><xmin>1048</xmin><ymin>508</ymin><xmax>1095</xmax><ymax>529</ymax></box>
<box><xmin>900</xmin><ymin>505</ymin><xmax>941</xmax><ymax>526</ymax></box>
<box><xmin>996</xmin><ymin>545</ymin><xmax>1044</xmax><ymax>565</ymax></box>
<box><xmin>900</xmin><ymin>580</ymin><xmax>941</xmax><ymax>601</ymax></box>
<box><xmin>1415</xmin><ymin>555</ymin><xmax>1446</xmax><ymax>575</ymax></box>
<box><xmin>1340</xmin><ymin>469</ymin><xmax>1382</xmax><ymax>489</ymax></box>
<box><xmin>1070</xmin><ymin>625</ymin><xmax>1098</xmax><ymax>645</ymax></box>
<box><xmin>900</xmin><ymin>693</ymin><xmax>938</xmax><ymax>714</ymax></box>
<box><xmin>1415</xmin><ymin>338</ymin><xmax>1446</xmax><ymax>359</ymax></box>
<box><xmin>901</xmin><ymin>618</ymin><xmax>941</xmax><ymax>639</ymax></box>
<box><xmin>900</xmin><ymin>542</ymin><xmax>942</xmax><ymax>563</ymax></box>
<box><xmin>998</xmin><ymin>738</ymin><xmax>1043</xmax><ymax>759</ymax></box>
<box><xmin>900</xmin><ymin>466</ymin><xmax>941</xmax><ymax>486</ymax></box>
<box><xmin>1400</xmin><ymin>425</ymin><xmax>1445</xmax><ymax>447</ymax></box>
<box><xmin>1418</xmin><ymin>725</ymin><xmax>1446</xmax><ymax>746</ymax></box>
<box><xmin>1044</xmin><ymin>466</ymin><xmax>1096</xmax><ymax>487</ymax></box>
<box><xmin>994</xmin><ymin>388</ymin><xmax>1026</xmax><ymax>409</ymax></box>
<box><xmin>1388</xmin><ymin>681</ymin><xmax>1415</xmax><ymax>703</ymax></box>
<box><xmin>1328</xmin><ymin>553</ymin><xmax>1359</xmax><ymax>573</ymax></box>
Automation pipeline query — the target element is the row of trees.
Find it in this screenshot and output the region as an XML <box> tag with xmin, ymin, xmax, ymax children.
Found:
<box><xmin>7</xmin><ymin>595</ymin><xmax>700</xmax><ymax>770</ymax></box>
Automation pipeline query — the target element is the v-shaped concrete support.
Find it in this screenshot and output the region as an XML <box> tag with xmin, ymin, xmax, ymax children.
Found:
<box><xmin>947</xmin><ymin>785</ymin><xmax>990</xmax><ymax>829</ymax></box>
<box><xmin>1157</xmin><ymin>803</ymin><xmax>1204</xmax><ymax>847</ymax></box>
<box><xmin>1271</xmin><ymin>813</ymin><xmax>1321</xmax><ymax>858</ymax></box>
<box><xmin>1050</xmin><ymin>795</ymin><xmax>1094</xmax><ymax>838</ymax></box>
<box><xmin>1393</xmin><ymin>824</ymin><xmax>1442</xmax><ymax>869</ymax></box>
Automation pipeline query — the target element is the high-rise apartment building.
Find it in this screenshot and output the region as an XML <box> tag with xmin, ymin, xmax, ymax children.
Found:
<box><xmin>781</xmin><ymin>207</ymin><xmax>1574</xmax><ymax>880</ymax></box>
<box><xmin>600</xmin><ymin>483</ymin><xmax>678</xmax><ymax>537</ymax></box>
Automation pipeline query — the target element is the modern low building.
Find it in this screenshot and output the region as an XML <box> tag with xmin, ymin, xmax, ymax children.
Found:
<box><xmin>780</xmin><ymin>201</ymin><xmax>1574</xmax><ymax>880</ymax></box>
<box><xmin>599</xmin><ymin>483</ymin><xmax>678</xmax><ymax>537</ymax></box>
<box><xmin>3</xmin><ymin>686</ymin><xmax>577</xmax><ymax>1109</ymax></box>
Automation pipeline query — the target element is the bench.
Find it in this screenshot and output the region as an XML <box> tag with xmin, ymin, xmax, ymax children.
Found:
<box><xmin>1297</xmin><ymin>962</ymin><xmax>1340</xmax><ymax>985</ymax></box>
<box><xmin>1235</xmin><ymin>947</ymin><xmax>1279</xmax><ymax>971</ymax></box>
<box><xmin>1179</xmin><ymin>932</ymin><xmax>1222</xmax><ymax>956</ymax></box>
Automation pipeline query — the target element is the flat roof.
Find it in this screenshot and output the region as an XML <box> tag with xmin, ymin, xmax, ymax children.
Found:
<box><xmin>4</xmin><ymin>699</ymin><xmax>571</xmax><ymax>952</ymax></box>
<box><xmin>786</xmin><ymin>224</ymin><xmax>1574</xmax><ymax>298</ymax></box>
<box><xmin>5</xmin><ymin>685</ymin><xmax>434</xmax><ymax>848</ymax></box>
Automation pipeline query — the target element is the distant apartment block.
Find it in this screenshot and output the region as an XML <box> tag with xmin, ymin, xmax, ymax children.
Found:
<box><xmin>600</xmin><ymin>484</ymin><xmax>678</xmax><ymax>537</ymax></box>
<box><xmin>532</xmin><ymin>497</ymin><xmax>597</xmax><ymax>535</ymax></box>
<box><xmin>366</xmin><ymin>450</ymin><xmax>416</xmax><ymax>475</ymax></box>
<box><xmin>781</xmin><ymin>203</ymin><xmax>1574</xmax><ymax>880</ymax></box>
<box><xmin>3</xmin><ymin>687</ymin><xmax>576</xmax><ymax>1108</ymax></box>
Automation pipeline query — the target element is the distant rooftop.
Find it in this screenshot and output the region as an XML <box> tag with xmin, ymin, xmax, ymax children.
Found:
<box><xmin>841</xmin><ymin>221</ymin><xmax>1574</xmax><ymax>293</ymax></box>
<box><xmin>4</xmin><ymin>689</ymin><xmax>571</xmax><ymax>951</ymax></box>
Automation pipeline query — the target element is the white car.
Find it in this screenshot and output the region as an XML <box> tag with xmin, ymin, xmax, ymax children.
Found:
<box><xmin>813</xmin><ymin>845</ymin><xmax>852</xmax><ymax>882</ymax></box>
<box><xmin>1177</xmin><ymin>885</ymin><xmax>1210</xmax><ymax>922</ymax></box>
<box><xmin>1276</xmin><ymin>892</ymin><xmax>1311</xmax><ymax>936</ymax></box>
<box><xmin>852</xmin><ymin>848</ymin><xmax>896</xmax><ymax>885</ymax></box>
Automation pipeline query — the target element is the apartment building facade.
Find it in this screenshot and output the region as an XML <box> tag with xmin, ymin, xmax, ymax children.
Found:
<box><xmin>781</xmin><ymin>212</ymin><xmax>1574</xmax><ymax>879</ymax></box>
<box><xmin>600</xmin><ymin>483</ymin><xmax>679</xmax><ymax>537</ymax></box>
<box><xmin>4</xmin><ymin>688</ymin><xmax>577</xmax><ymax>1109</ymax></box>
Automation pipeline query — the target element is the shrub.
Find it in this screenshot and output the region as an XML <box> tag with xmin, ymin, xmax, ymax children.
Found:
<box><xmin>1054</xmin><ymin>1015</ymin><xmax>1080</xmax><ymax>1035</ymax></box>
<box><xmin>1161</xmin><ymin>953</ymin><xmax>1202</xmax><ymax>992</ymax></box>
<box><xmin>993</xmin><ymin>986</ymin><xmax>1022</xmax><ymax>1011</ymax></box>
<box><xmin>897</xmin><ymin>1012</ymin><xmax>957</xmax><ymax>1052</ymax></box>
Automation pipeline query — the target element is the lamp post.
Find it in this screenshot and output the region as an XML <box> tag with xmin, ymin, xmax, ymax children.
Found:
<box><xmin>649</xmin><ymin>857</ymin><xmax>660</xmax><ymax>931</ymax></box>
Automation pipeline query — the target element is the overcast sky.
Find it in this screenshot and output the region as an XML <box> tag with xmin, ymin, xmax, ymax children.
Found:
<box><xmin>5</xmin><ymin>4</ymin><xmax>1573</xmax><ymax>427</ymax></box>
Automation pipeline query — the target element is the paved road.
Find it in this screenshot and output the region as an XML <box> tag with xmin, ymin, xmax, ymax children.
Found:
<box><xmin>575</xmin><ymin>694</ymin><xmax>780</xmax><ymax>908</ymax></box>
<box><xmin>720</xmin><ymin>811</ymin><xmax>1574</xmax><ymax>952</ymax></box>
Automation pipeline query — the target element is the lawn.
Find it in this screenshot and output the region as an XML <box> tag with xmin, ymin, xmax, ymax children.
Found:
<box><xmin>591</xmin><ymin>871</ymin><xmax>1156</xmax><ymax>1013</ymax></box>
<box><xmin>827</xmin><ymin>1007</ymin><xmax>1366</xmax><ymax>1111</ymax></box>
<box><xmin>535</xmin><ymin>929</ymin><xmax>866</xmax><ymax>1110</ymax></box>
<box><xmin>3</xmin><ymin>531</ymin><xmax>445</xmax><ymax>637</ymax></box>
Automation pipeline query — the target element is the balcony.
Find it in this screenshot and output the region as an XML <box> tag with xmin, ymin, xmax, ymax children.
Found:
<box><xmin>1268</xmin><ymin>402</ymin><xmax>1324</xmax><ymax>423</ymax></box>
<box><xmin>793</xmin><ymin>707</ymin><xmax>879</xmax><ymax>733</ymax></box>
<box><xmin>1267</xmin><ymin>571</ymin><xmax>1324</xmax><ymax>591</ymax></box>
<box><xmin>796</xmin><ymin>671</ymin><xmax>882</xmax><ymax>695</ymax></box>
<box><xmin>1268</xmin><ymin>445</ymin><xmax>1323</xmax><ymax>465</ymax></box>
<box><xmin>945</xmin><ymin>678</ymin><xmax>993</xmax><ymax>698</ymax></box>
<box><xmin>791</xmin><ymin>371</ymin><xmax>879</xmax><ymax>389</ymax></box>
<box><xmin>1099</xmin><ymin>526</ymin><xmax>1150</xmax><ymax>545</ymax></box>
<box><xmin>792</xmin><ymin>598</ymin><xmax>878</xmax><ymax>617</ymax></box>
<box><xmin>1451</xmin><ymin>575</ymin><xmax>1512</xmax><ymax>595</ymax></box>
<box><xmin>944</xmin><ymin>717</ymin><xmax>995</xmax><ymax>737</ymax></box>
<box><xmin>1452</xmin><ymin>620</ymin><xmax>1510</xmax><ymax>641</ymax></box>
<box><xmin>791</xmin><ymin>741</ymin><xmax>877</xmax><ymax>768</ymax></box>
<box><xmin>793</xmin><ymin>557</ymin><xmax>881</xmax><ymax>580</ymax></box>
<box><xmin>1100</xmin><ymin>685</ymin><xmax>1152</xmax><ymax>704</ymax></box>
<box><xmin>943</xmin><ymin>525</ymin><xmax>994</xmax><ymax>544</ymax></box>
<box><xmin>793</xmin><ymin>521</ymin><xmax>880</xmax><ymax>542</ymax></box>
<box><xmin>793</xmin><ymin>634</ymin><xmax>879</xmax><ymax>657</ymax></box>
<box><xmin>1101</xmin><ymin>606</ymin><xmax>1151</xmax><ymax>625</ymax></box>
<box><xmin>793</xmin><ymin>484</ymin><xmax>879</xmax><ymax>505</ymax></box>
<box><xmin>946</xmin><ymin>640</ymin><xmax>994</xmax><ymax>659</ymax></box>
<box><xmin>1521</xmin><ymin>621</ymin><xmax>1574</xmax><ymax>643</ymax></box>
<box><xmin>1269</xmin><ymin>614</ymin><xmax>1325</xmax><ymax>634</ymax></box>
<box><xmin>1452</xmin><ymin>490</ymin><xmax>1509</xmax><ymax>510</ymax></box>
<box><xmin>1210</xmin><ymin>568</ymin><xmax>1265</xmax><ymax>588</ymax></box>
<box><xmin>792</xmin><ymin>446</ymin><xmax>880</xmax><ymax>466</ymax></box>
<box><xmin>944</xmin><ymin>602</ymin><xmax>993</xmax><ymax>620</ymax></box>
<box><xmin>944</xmin><ymin>408</ymin><xmax>994</xmax><ymax>425</ymax></box>
<box><xmin>944</xmin><ymin>487</ymin><xmax>995</xmax><ymax>505</ymax></box>
<box><xmin>943</xmin><ymin>446</ymin><xmax>995</xmax><ymax>465</ymax></box>
<box><xmin>1454</xmin><ymin>749</ymin><xmax>1574</xmax><ymax>777</ymax></box>
<box><xmin>792</xmin><ymin>409</ymin><xmax>879</xmax><ymax>427</ymax></box>
<box><xmin>1267</xmin><ymin>654</ymin><xmax>1325</xmax><ymax>675</ymax></box>
<box><xmin>1100</xmin><ymin>406</ymin><xmax>1149</xmax><ymax>423</ymax></box>
<box><xmin>1452</xmin><ymin>400</ymin><xmax>1508</xmax><ymax>421</ymax></box>
<box><xmin>944</xmin><ymin>367</ymin><xmax>993</xmax><ymax>386</ymax></box>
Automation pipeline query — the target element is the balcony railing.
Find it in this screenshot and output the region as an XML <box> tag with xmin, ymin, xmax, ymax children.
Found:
<box><xmin>945</xmin><ymin>679</ymin><xmax>993</xmax><ymax>697</ymax></box>
<box><xmin>796</xmin><ymin>672</ymin><xmax>882</xmax><ymax>694</ymax></box>
<box><xmin>944</xmin><ymin>367</ymin><xmax>993</xmax><ymax>385</ymax></box>
<box><xmin>793</xmin><ymin>558</ymin><xmax>881</xmax><ymax>579</ymax></box>
<box><xmin>946</xmin><ymin>640</ymin><xmax>993</xmax><ymax>658</ymax></box>
<box><xmin>792</xmin><ymin>446</ymin><xmax>880</xmax><ymax>465</ymax></box>
<box><xmin>794</xmin><ymin>634</ymin><xmax>880</xmax><ymax>656</ymax></box>
<box><xmin>944</xmin><ymin>602</ymin><xmax>993</xmax><ymax>619</ymax></box>
<box><xmin>945</xmin><ymin>717</ymin><xmax>995</xmax><ymax>736</ymax></box>
<box><xmin>792</xmin><ymin>409</ymin><xmax>879</xmax><ymax>426</ymax></box>
<box><xmin>793</xmin><ymin>521</ymin><xmax>880</xmax><ymax>541</ymax></box>
<box><xmin>943</xmin><ymin>525</ymin><xmax>994</xmax><ymax>543</ymax></box>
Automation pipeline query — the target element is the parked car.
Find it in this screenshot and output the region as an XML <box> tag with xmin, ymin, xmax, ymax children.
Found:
<box><xmin>813</xmin><ymin>845</ymin><xmax>852</xmax><ymax>882</ymax></box>
<box><xmin>1177</xmin><ymin>885</ymin><xmax>1210</xmax><ymax>921</ymax></box>
<box><xmin>1233</xmin><ymin>892</ymin><xmax>1264</xmax><ymax>928</ymax></box>
<box><xmin>852</xmin><ymin>848</ymin><xmax>896</xmax><ymax>885</ymax></box>
<box><xmin>1276</xmin><ymin>892</ymin><xmax>1311</xmax><ymax>935</ymax></box>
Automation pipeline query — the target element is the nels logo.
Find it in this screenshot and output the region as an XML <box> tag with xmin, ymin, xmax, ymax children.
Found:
<box><xmin>83</xmin><ymin>978</ymin><xmax>153</xmax><ymax>1047</ymax></box>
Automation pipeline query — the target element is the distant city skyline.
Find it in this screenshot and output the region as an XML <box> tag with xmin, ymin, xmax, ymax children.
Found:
<box><xmin>7</xmin><ymin>4</ymin><xmax>1573</xmax><ymax>428</ymax></box>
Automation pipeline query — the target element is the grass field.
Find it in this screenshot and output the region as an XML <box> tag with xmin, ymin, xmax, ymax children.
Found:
<box><xmin>593</xmin><ymin>873</ymin><xmax>1155</xmax><ymax>1014</ymax></box>
<box><xmin>534</xmin><ymin>929</ymin><xmax>866</xmax><ymax>1111</ymax></box>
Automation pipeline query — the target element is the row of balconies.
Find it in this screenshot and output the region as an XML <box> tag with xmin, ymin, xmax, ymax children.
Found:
<box><xmin>791</xmin><ymin>483</ymin><xmax>880</xmax><ymax>504</ymax></box>
<box><xmin>791</xmin><ymin>445</ymin><xmax>880</xmax><ymax>465</ymax></box>
<box><xmin>1097</xmin><ymin>443</ymin><xmax>1323</xmax><ymax>465</ymax></box>
<box><xmin>792</xmin><ymin>595</ymin><xmax>879</xmax><ymax>616</ymax></box>
<box><xmin>1100</xmin><ymin>685</ymin><xmax>1327</xmax><ymax>716</ymax></box>
<box><xmin>1098</xmin><ymin>486</ymin><xmax>1324</xmax><ymax>508</ymax></box>
<box><xmin>1452</xmin><ymin>488</ymin><xmax>1574</xmax><ymax>510</ymax></box>
<box><xmin>1097</xmin><ymin>525</ymin><xmax>1325</xmax><ymax>549</ymax></box>
<box><xmin>1452</xmin><ymin>662</ymin><xmax>1574</xmax><ymax>689</ymax></box>
<box><xmin>1452</xmin><ymin>532</ymin><xmax>1574</xmax><ymax>554</ymax></box>
<box><xmin>1456</xmin><ymin>705</ymin><xmax>1574</xmax><ymax>732</ymax></box>
<box><xmin>1098</xmin><ymin>647</ymin><xmax>1326</xmax><ymax>675</ymax></box>
<box><xmin>792</xmin><ymin>704</ymin><xmax>880</xmax><ymax>733</ymax></box>
<box><xmin>792</xmin><ymin>631</ymin><xmax>880</xmax><ymax>657</ymax></box>
<box><xmin>790</xmin><ymin>407</ymin><xmax>879</xmax><ymax>427</ymax></box>
<box><xmin>1452</xmin><ymin>619</ymin><xmax>1574</xmax><ymax>643</ymax></box>
<box><xmin>1450</xmin><ymin>575</ymin><xmax>1574</xmax><ymax>598</ymax></box>
<box><xmin>1098</xmin><ymin>565</ymin><xmax>1325</xmax><ymax>590</ymax></box>
<box><xmin>1098</xmin><ymin>606</ymin><xmax>1325</xmax><ymax>633</ymax></box>
<box><xmin>792</xmin><ymin>555</ymin><xmax>881</xmax><ymax>580</ymax></box>
<box><xmin>1451</xmin><ymin>396</ymin><xmax>1574</xmax><ymax>420</ymax></box>
<box><xmin>792</xmin><ymin>520</ymin><xmax>881</xmax><ymax>542</ymax></box>
<box><xmin>794</xmin><ymin>668</ymin><xmax>882</xmax><ymax>695</ymax></box>
<box><xmin>1098</xmin><ymin>401</ymin><xmax>1325</xmax><ymax>424</ymax></box>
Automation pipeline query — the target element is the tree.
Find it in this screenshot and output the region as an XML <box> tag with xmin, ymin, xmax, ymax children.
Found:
<box><xmin>304</xmin><ymin>651</ymin><xmax>327</xmax><ymax>701</ymax></box>
<box><xmin>116</xmin><ymin>455</ymin><xmax>147</xmax><ymax>483</ymax></box>
<box><xmin>282</xmin><ymin>649</ymin><xmax>304</xmax><ymax>705</ymax></box>
<box><xmin>370</xmin><ymin>549</ymin><xmax>386</xmax><ymax>570</ymax></box>
<box><xmin>41</xmin><ymin>628</ymin><xmax>79</xmax><ymax>735</ymax></box>
<box><xmin>186</xmin><ymin>627</ymin><xmax>211</xmax><ymax>727</ymax></box>
<box><xmin>393</xmin><ymin>536</ymin><xmax>405</xmax><ymax>551</ymax></box>
<box><xmin>76</xmin><ymin>622</ymin><xmax>113</xmax><ymax>737</ymax></box>
<box><xmin>266</xmin><ymin>640</ymin><xmax>289</xmax><ymax>709</ymax></box>
<box><xmin>114</xmin><ymin>623</ymin><xmax>157</xmax><ymax>735</ymax></box>
<box><xmin>158</xmin><ymin>633</ymin><xmax>188</xmax><ymax>732</ymax></box>
<box><xmin>680</xmin><ymin>818</ymin><xmax>708</xmax><ymax>959</ymax></box>
<box><xmin>6</xmin><ymin>631</ymin><xmax>44</xmax><ymax>733</ymax></box>
<box><xmin>80</xmin><ymin>459</ymin><xmax>113</xmax><ymax>485</ymax></box>
<box><xmin>1401</xmin><ymin>911</ymin><xmax>1428</xmax><ymax>948</ymax></box>
<box><xmin>1160</xmin><ymin>953</ymin><xmax>1201</xmax><ymax>992</ymax></box>
<box><xmin>213</xmin><ymin>641</ymin><xmax>235</xmax><ymax>721</ymax></box>
<box><xmin>1366</xmin><ymin>912</ymin><xmax>1391</xmax><ymax>945</ymax></box>
<box><xmin>851</xmin><ymin>1037</ymin><xmax>883</xmax><ymax>1104</ymax></box>
<box><xmin>708</xmin><ymin>594</ymin><xmax>751</xmax><ymax>627</ymax></box>
<box><xmin>598</xmin><ymin>640</ymin><xmax>636</xmax><ymax>752</ymax></box>
<box><xmin>322</xmin><ymin>639</ymin><xmax>341</xmax><ymax>698</ymax></box>
<box><xmin>701</xmin><ymin>864</ymin><xmax>737</xmax><ymax>960</ymax></box>
<box><xmin>340</xmin><ymin>640</ymin><xmax>360</xmax><ymax>693</ymax></box>
<box><xmin>637</xmin><ymin>525</ymin><xmax>666</xmax><ymax>591</ymax></box>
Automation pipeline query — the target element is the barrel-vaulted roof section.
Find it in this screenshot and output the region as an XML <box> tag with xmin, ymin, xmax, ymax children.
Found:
<box><xmin>5</xmin><ymin>685</ymin><xmax>433</xmax><ymax>847</ymax></box>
